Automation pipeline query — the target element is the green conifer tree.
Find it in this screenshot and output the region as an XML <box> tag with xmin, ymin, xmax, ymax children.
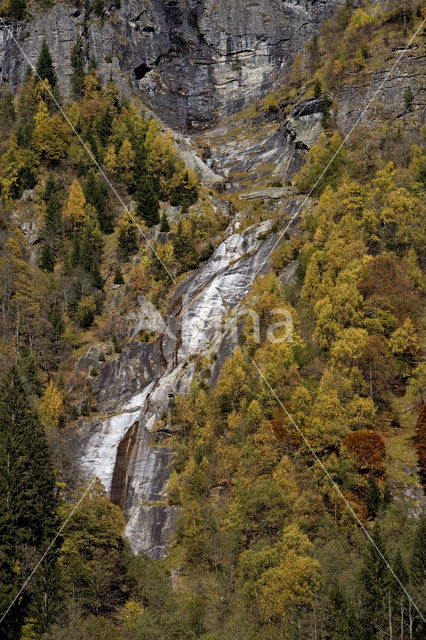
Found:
<box><xmin>113</xmin><ymin>266</ymin><xmax>124</xmax><ymax>285</ymax></box>
<box><xmin>117</xmin><ymin>214</ymin><xmax>138</xmax><ymax>257</ymax></box>
<box><xmin>36</xmin><ymin>40</ymin><xmax>58</xmax><ymax>88</ymax></box>
<box><xmin>410</xmin><ymin>515</ymin><xmax>425</xmax><ymax>588</ymax></box>
<box><xmin>135</xmin><ymin>175</ymin><xmax>160</xmax><ymax>226</ymax></box>
<box><xmin>314</xmin><ymin>78</ymin><xmax>322</xmax><ymax>99</ymax></box>
<box><xmin>360</xmin><ymin>525</ymin><xmax>390</xmax><ymax>637</ymax></box>
<box><xmin>9</xmin><ymin>0</ymin><xmax>26</xmax><ymax>20</ymax></box>
<box><xmin>84</xmin><ymin>171</ymin><xmax>112</xmax><ymax>233</ymax></box>
<box><xmin>79</xmin><ymin>211</ymin><xmax>104</xmax><ymax>288</ymax></box>
<box><xmin>39</xmin><ymin>243</ymin><xmax>54</xmax><ymax>272</ymax></box>
<box><xmin>96</xmin><ymin>107</ymin><xmax>112</xmax><ymax>146</ymax></box>
<box><xmin>365</xmin><ymin>474</ymin><xmax>381</xmax><ymax>518</ymax></box>
<box><xmin>173</xmin><ymin>219</ymin><xmax>199</xmax><ymax>271</ymax></box>
<box><xmin>0</xmin><ymin>368</ymin><xmax>58</xmax><ymax>637</ymax></box>
<box><xmin>134</xmin><ymin>140</ymin><xmax>148</xmax><ymax>175</ymax></box>
<box><xmin>329</xmin><ymin>584</ymin><xmax>363</xmax><ymax>640</ymax></box>
<box><xmin>160</xmin><ymin>211</ymin><xmax>170</xmax><ymax>232</ymax></box>
<box><xmin>70</xmin><ymin>36</ymin><xmax>85</xmax><ymax>98</ymax></box>
<box><xmin>43</xmin><ymin>175</ymin><xmax>62</xmax><ymax>261</ymax></box>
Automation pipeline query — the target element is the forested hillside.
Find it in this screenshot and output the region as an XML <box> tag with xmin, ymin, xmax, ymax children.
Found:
<box><xmin>0</xmin><ymin>1</ymin><xmax>425</xmax><ymax>639</ymax></box>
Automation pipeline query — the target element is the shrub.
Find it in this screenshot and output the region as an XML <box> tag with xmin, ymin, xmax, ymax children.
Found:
<box><xmin>74</xmin><ymin>296</ymin><xmax>97</xmax><ymax>328</ymax></box>
<box><xmin>342</xmin><ymin>430</ymin><xmax>386</xmax><ymax>476</ymax></box>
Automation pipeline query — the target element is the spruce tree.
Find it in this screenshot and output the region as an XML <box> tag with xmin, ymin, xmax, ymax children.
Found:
<box><xmin>96</xmin><ymin>107</ymin><xmax>112</xmax><ymax>146</ymax></box>
<box><xmin>50</xmin><ymin>307</ymin><xmax>65</xmax><ymax>341</ymax></box>
<box><xmin>36</xmin><ymin>40</ymin><xmax>58</xmax><ymax>88</ymax></box>
<box><xmin>134</xmin><ymin>139</ymin><xmax>148</xmax><ymax>176</ymax></box>
<box><xmin>160</xmin><ymin>211</ymin><xmax>170</xmax><ymax>232</ymax></box>
<box><xmin>117</xmin><ymin>214</ymin><xmax>138</xmax><ymax>257</ymax></box>
<box><xmin>84</xmin><ymin>171</ymin><xmax>112</xmax><ymax>233</ymax></box>
<box><xmin>360</xmin><ymin>524</ymin><xmax>390</xmax><ymax>637</ymax></box>
<box><xmin>173</xmin><ymin>219</ymin><xmax>199</xmax><ymax>271</ymax></box>
<box><xmin>39</xmin><ymin>243</ymin><xmax>55</xmax><ymax>272</ymax></box>
<box><xmin>79</xmin><ymin>211</ymin><xmax>104</xmax><ymax>289</ymax></box>
<box><xmin>70</xmin><ymin>36</ymin><xmax>85</xmax><ymax>98</ymax></box>
<box><xmin>9</xmin><ymin>0</ymin><xmax>26</xmax><ymax>20</ymax></box>
<box><xmin>365</xmin><ymin>474</ymin><xmax>381</xmax><ymax>518</ymax></box>
<box><xmin>329</xmin><ymin>584</ymin><xmax>363</xmax><ymax>640</ymax></box>
<box><xmin>43</xmin><ymin>175</ymin><xmax>62</xmax><ymax>264</ymax></box>
<box><xmin>113</xmin><ymin>266</ymin><xmax>124</xmax><ymax>285</ymax></box>
<box><xmin>314</xmin><ymin>78</ymin><xmax>322</xmax><ymax>98</ymax></box>
<box><xmin>135</xmin><ymin>175</ymin><xmax>159</xmax><ymax>226</ymax></box>
<box><xmin>0</xmin><ymin>368</ymin><xmax>58</xmax><ymax>637</ymax></box>
<box><xmin>409</xmin><ymin>515</ymin><xmax>425</xmax><ymax>588</ymax></box>
<box><xmin>170</xmin><ymin>170</ymin><xmax>199</xmax><ymax>208</ymax></box>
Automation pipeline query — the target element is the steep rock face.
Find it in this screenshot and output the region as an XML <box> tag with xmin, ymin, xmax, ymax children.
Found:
<box><xmin>76</xmin><ymin>101</ymin><xmax>314</xmax><ymax>556</ymax></box>
<box><xmin>0</xmin><ymin>0</ymin><xmax>344</xmax><ymax>130</ymax></box>
<box><xmin>79</xmin><ymin>219</ymin><xmax>282</xmax><ymax>556</ymax></box>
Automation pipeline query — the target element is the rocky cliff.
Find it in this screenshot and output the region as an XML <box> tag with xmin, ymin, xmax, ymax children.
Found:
<box><xmin>75</xmin><ymin>97</ymin><xmax>325</xmax><ymax>556</ymax></box>
<box><xmin>2</xmin><ymin>0</ymin><xmax>424</xmax><ymax>559</ymax></box>
<box><xmin>0</xmin><ymin>0</ymin><xmax>343</xmax><ymax>130</ymax></box>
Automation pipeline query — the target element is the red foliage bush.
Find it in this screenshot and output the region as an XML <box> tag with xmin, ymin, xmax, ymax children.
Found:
<box><xmin>342</xmin><ymin>429</ymin><xmax>386</xmax><ymax>476</ymax></box>
<box><xmin>415</xmin><ymin>404</ymin><xmax>426</xmax><ymax>488</ymax></box>
<box><xmin>357</xmin><ymin>255</ymin><xmax>419</xmax><ymax>321</ymax></box>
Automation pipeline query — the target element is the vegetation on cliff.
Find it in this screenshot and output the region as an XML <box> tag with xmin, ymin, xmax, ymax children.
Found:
<box><xmin>0</xmin><ymin>1</ymin><xmax>425</xmax><ymax>639</ymax></box>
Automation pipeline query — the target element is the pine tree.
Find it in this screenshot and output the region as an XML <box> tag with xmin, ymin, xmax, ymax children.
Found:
<box><xmin>390</xmin><ymin>551</ymin><xmax>409</xmax><ymax>598</ymax></box>
<box><xmin>50</xmin><ymin>307</ymin><xmax>65</xmax><ymax>341</ymax></box>
<box><xmin>117</xmin><ymin>213</ymin><xmax>138</xmax><ymax>257</ymax></box>
<box><xmin>9</xmin><ymin>0</ymin><xmax>26</xmax><ymax>20</ymax></box>
<box><xmin>360</xmin><ymin>524</ymin><xmax>390</xmax><ymax>637</ymax></box>
<box><xmin>36</xmin><ymin>40</ymin><xmax>58</xmax><ymax>88</ymax></box>
<box><xmin>135</xmin><ymin>175</ymin><xmax>159</xmax><ymax>226</ymax></box>
<box><xmin>314</xmin><ymin>78</ymin><xmax>322</xmax><ymax>98</ymax></box>
<box><xmin>113</xmin><ymin>266</ymin><xmax>124</xmax><ymax>284</ymax></box>
<box><xmin>96</xmin><ymin>107</ymin><xmax>112</xmax><ymax>146</ymax></box>
<box><xmin>43</xmin><ymin>174</ymin><xmax>62</xmax><ymax>259</ymax></box>
<box><xmin>329</xmin><ymin>584</ymin><xmax>363</xmax><ymax>640</ymax></box>
<box><xmin>170</xmin><ymin>170</ymin><xmax>199</xmax><ymax>208</ymax></box>
<box><xmin>84</xmin><ymin>171</ymin><xmax>112</xmax><ymax>233</ymax></box>
<box><xmin>39</xmin><ymin>243</ymin><xmax>54</xmax><ymax>272</ymax></box>
<box><xmin>160</xmin><ymin>211</ymin><xmax>170</xmax><ymax>232</ymax></box>
<box><xmin>134</xmin><ymin>139</ymin><xmax>148</xmax><ymax>175</ymax></box>
<box><xmin>173</xmin><ymin>219</ymin><xmax>199</xmax><ymax>271</ymax></box>
<box><xmin>0</xmin><ymin>368</ymin><xmax>58</xmax><ymax>637</ymax></box>
<box><xmin>409</xmin><ymin>515</ymin><xmax>425</xmax><ymax>588</ymax></box>
<box><xmin>365</xmin><ymin>474</ymin><xmax>381</xmax><ymax>518</ymax></box>
<box><xmin>79</xmin><ymin>208</ymin><xmax>104</xmax><ymax>289</ymax></box>
<box><xmin>70</xmin><ymin>36</ymin><xmax>85</xmax><ymax>98</ymax></box>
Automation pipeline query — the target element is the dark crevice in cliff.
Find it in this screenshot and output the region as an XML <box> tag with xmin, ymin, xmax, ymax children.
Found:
<box><xmin>134</xmin><ymin>62</ymin><xmax>151</xmax><ymax>80</ymax></box>
<box><xmin>110</xmin><ymin>420</ymin><xmax>139</xmax><ymax>512</ymax></box>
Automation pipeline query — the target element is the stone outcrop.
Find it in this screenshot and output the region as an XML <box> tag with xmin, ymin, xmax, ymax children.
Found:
<box><xmin>5</xmin><ymin>0</ymin><xmax>424</xmax><ymax>560</ymax></box>
<box><xmin>0</xmin><ymin>0</ymin><xmax>344</xmax><ymax>130</ymax></box>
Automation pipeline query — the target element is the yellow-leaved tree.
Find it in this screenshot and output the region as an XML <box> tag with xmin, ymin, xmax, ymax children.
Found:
<box><xmin>38</xmin><ymin>379</ymin><xmax>63</xmax><ymax>429</ymax></box>
<box><xmin>104</xmin><ymin>143</ymin><xmax>118</xmax><ymax>175</ymax></box>
<box><xmin>63</xmin><ymin>178</ymin><xmax>86</xmax><ymax>229</ymax></box>
<box><xmin>259</xmin><ymin>525</ymin><xmax>321</xmax><ymax>625</ymax></box>
<box><xmin>32</xmin><ymin>99</ymin><xmax>71</xmax><ymax>164</ymax></box>
<box><xmin>118</xmin><ymin>138</ymin><xmax>135</xmax><ymax>187</ymax></box>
